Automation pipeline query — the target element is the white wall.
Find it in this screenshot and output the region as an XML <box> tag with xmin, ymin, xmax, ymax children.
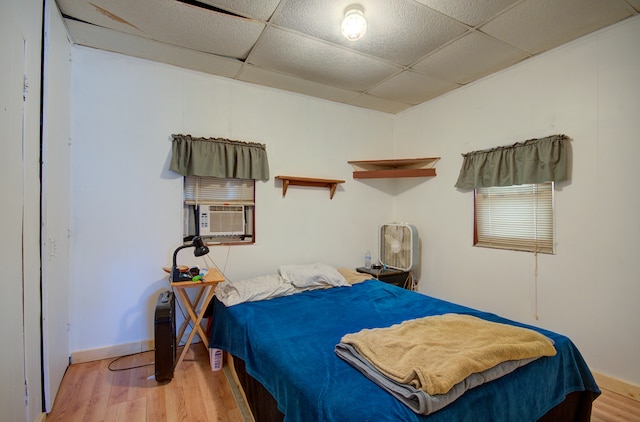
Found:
<box><xmin>69</xmin><ymin>48</ymin><xmax>396</xmax><ymax>353</ymax></box>
<box><xmin>394</xmin><ymin>16</ymin><xmax>640</xmax><ymax>387</ymax></box>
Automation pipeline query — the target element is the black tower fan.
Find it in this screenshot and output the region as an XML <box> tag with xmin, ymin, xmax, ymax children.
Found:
<box><xmin>154</xmin><ymin>290</ymin><xmax>176</xmax><ymax>382</ymax></box>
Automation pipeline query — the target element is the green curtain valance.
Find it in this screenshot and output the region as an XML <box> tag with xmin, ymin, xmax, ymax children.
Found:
<box><xmin>169</xmin><ymin>134</ymin><xmax>270</xmax><ymax>181</ymax></box>
<box><xmin>454</xmin><ymin>134</ymin><xmax>569</xmax><ymax>189</ymax></box>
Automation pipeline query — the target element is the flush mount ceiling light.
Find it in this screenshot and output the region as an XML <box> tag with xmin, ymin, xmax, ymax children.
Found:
<box><xmin>341</xmin><ymin>5</ymin><xmax>367</xmax><ymax>41</ymax></box>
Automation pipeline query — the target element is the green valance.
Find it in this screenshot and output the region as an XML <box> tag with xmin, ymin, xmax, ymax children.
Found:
<box><xmin>455</xmin><ymin>134</ymin><xmax>569</xmax><ymax>189</ymax></box>
<box><xmin>170</xmin><ymin>134</ymin><xmax>270</xmax><ymax>181</ymax></box>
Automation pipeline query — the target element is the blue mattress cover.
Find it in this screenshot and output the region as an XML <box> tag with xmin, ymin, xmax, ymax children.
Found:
<box><xmin>209</xmin><ymin>280</ymin><xmax>599</xmax><ymax>422</ymax></box>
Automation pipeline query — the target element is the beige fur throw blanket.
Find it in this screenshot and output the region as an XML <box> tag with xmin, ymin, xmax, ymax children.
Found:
<box><xmin>340</xmin><ymin>313</ymin><xmax>556</xmax><ymax>395</ymax></box>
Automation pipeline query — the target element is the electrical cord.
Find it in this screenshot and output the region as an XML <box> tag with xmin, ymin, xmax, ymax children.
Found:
<box><xmin>107</xmin><ymin>350</ymin><xmax>155</xmax><ymax>372</ymax></box>
<box><xmin>169</xmin><ymin>252</ymin><xmax>226</xmax><ymax>346</ymax></box>
<box><xmin>204</xmin><ymin>254</ymin><xmax>231</xmax><ymax>283</ymax></box>
<box><xmin>109</xmin><ymin>255</ymin><xmax>230</xmax><ymax>374</ymax></box>
<box><xmin>403</xmin><ymin>273</ymin><xmax>413</xmax><ymax>290</ymax></box>
<box><xmin>165</xmin><ymin>253</ymin><xmax>231</xmax><ymax>350</ymax></box>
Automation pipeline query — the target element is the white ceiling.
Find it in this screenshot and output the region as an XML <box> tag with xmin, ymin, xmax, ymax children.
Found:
<box><xmin>56</xmin><ymin>0</ymin><xmax>639</xmax><ymax>114</ymax></box>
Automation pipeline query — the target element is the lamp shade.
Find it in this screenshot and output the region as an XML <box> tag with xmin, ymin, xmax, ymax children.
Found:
<box><xmin>171</xmin><ymin>236</ymin><xmax>210</xmax><ymax>281</ymax></box>
<box><xmin>192</xmin><ymin>236</ymin><xmax>210</xmax><ymax>257</ymax></box>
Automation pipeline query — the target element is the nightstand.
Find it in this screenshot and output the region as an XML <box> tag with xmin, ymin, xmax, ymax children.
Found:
<box><xmin>356</xmin><ymin>267</ymin><xmax>412</xmax><ymax>289</ymax></box>
<box><xmin>170</xmin><ymin>268</ymin><xmax>224</xmax><ymax>369</ymax></box>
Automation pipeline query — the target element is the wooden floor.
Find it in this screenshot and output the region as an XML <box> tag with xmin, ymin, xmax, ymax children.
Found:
<box><xmin>46</xmin><ymin>346</ymin><xmax>640</xmax><ymax>422</ymax></box>
<box><xmin>46</xmin><ymin>345</ymin><xmax>244</xmax><ymax>422</ymax></box>
<box><xmin>591</xmin><ymin>389</ymin><xmax>640</xmax><ymax>422</ymax></box>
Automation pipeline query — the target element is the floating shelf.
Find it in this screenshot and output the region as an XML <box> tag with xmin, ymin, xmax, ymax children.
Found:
<box><xmin>347</xmin><ymin>157</ymin><xmax>440</xmax><ymax>179</ymax></box>
<box><xmin>275</xmin><ymin>176</ymin><xmax>345</xmax><ymax>199</ymax></box>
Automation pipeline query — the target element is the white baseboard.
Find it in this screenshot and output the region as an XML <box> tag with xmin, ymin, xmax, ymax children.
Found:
<box><xmin>70</xmin><ymin>336</ymin><xmax>204</xmax><ymax>364</ymax></box>
<box><xmin>71</xmin><ymin>339</ymin><xmax>154</xmax><ymax>364</ymax></box>
<box><xmin>593</xmin><ymin>371</ymin><xmax>640</xmax><ymax>402</ymax></box>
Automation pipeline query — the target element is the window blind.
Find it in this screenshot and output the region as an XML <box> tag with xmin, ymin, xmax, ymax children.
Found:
<box><xmin>184</xmin><ymin>176</ymin><xmax>255</xmax><ymax>206</ymax></box>
<box><xmin>474</xmin><ymin>182</ymin><xmax>554</xmax><ymax>254</ymax></box>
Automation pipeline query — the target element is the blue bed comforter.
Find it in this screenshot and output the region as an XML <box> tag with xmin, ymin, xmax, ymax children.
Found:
<box><xmin>209</xmin><ymin>280</ymin><xmax>599</xmax><ymax>422</ymax></box>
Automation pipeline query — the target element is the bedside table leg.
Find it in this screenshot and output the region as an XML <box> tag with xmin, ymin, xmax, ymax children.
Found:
<box><xmin>174</xmin><ymin>285</ymin><xmax>216</xmax><ymax>369</ymax></box>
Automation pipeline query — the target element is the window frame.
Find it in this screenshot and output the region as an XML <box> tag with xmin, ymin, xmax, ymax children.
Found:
<box><xmin>473</xmin><ymin>182</ymin><xmax>555</xmax><ymax>254</ymax></box>
<box><xmin>183</xmin><ymin>176</ymin><xmax>256</xmax><ymax>245</ymax></box>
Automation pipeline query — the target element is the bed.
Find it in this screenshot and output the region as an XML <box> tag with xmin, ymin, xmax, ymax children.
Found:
<box><xmin>209</xmin><ymin>270</ymin><xmax>599</xmax><ymax>422</ymax></box>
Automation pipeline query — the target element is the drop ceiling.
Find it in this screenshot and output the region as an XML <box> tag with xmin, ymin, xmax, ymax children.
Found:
<box><xmin>56</xmin><ymin>0</ymin><xmax>639</xmax><ymax>114</ymax></box>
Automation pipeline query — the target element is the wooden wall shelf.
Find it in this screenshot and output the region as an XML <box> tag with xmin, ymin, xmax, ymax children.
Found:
<box><xmin>275</xmin><ymin>176</ymin><xmax>345</xmax><ymax>199</ymax></box>
<box><xmin>347</xmin><ymin>157</ymin><xmax>440</xmax><ymax>179</ymax></box>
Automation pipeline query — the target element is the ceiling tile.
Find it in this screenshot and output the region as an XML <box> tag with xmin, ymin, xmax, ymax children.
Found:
<box><xmin>627</xmin><ymin>0</ymin><xmax>640</xmax><ymax>12</ymax></box>
<box><xmin>57</xmin><ymin>0</ymin><xmax>265</xmax><ymax>59</ymax></box>
<box><xmin>139</xmin><ymin>0</ymin><xmax>266</xmax><ymax>59</ymax></box>
<box><xmin>412</xmin><ymin>31</ymin><xmax>529</xmax><ymax>84</ymax></box>
<box><xmin>368</xmin><ymin>71</ymin><xmax>460</xmax><ymax>105</ymax></box>
<box><xmin>480</xmin><ymin>0</ymin><xmax>635</xmax><ymax>54</ymax></box>
<box><xmin>270</xmin><ymin>0</ymin><xmax>469</xmax><ymax>65</ymax></box>
<box><xmin>195</xmin><ymin>0</ymin><xmax>280</xmax><ymax>20</ymax></box>
<box><xmin>346</xmin><ymin>94</ymin><xmax>413</xmax><ymax>114</ymax></box>
<box><xmin>64</xmin><ymin>19</ymin><xmax>243</xmax><ymax>77</ymax></box>
<box><xmin>237</xmin><ymin>64</ymin><xmax>360</xmax><ymax>104</ymax></box>
<box><xmin>414</xmin><ymin>0</ymin><xmax>521</xmax><ymax>26</ymax></box>
<box><xmin>56</xmin><ymin>0</ymin><xmax>146</xmax><ymax>32</ymax></box>
<box><xmin>248</xmin><ymin>27</ymin><xmax>401</xmax><ymax>92</ymax></box>
<box><xmin>56</xmin><ymin>0</ymin><xmax>637</xmax><ymax>114</ymax></box>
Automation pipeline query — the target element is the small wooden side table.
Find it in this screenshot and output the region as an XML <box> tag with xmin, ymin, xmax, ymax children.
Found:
<box><xmin>170</xmin><ymin>268</ymin><xmax>224</xmax><ymax>369</ymax></box>
<box><xmin>356</xmin><ymin>267</ymin><xmax>412</xmax><ymax>289</ymax></box>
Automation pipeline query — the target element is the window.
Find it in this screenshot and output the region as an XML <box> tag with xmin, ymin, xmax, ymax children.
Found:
<box><xmin>183</xmin><ymin>176</ymin><xmax>255</xmax><ymax>245</ymax></box>
<box><xmin>474</xmin><ymin>182</ymin><xmax>554</xmax><ymax>254</ymax></box>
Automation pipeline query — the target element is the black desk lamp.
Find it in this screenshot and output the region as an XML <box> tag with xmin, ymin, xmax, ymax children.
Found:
<box><xmin>170</xmin><ymin>236</ymin><xmax>210</xmax><ymax>282</ymax></box>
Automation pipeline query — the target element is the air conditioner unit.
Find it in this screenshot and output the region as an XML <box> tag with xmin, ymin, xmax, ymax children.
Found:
<box><xmin>198</xmin><ymin>205</ymin><xmax>245</xmax><ymax>236</ymax></box>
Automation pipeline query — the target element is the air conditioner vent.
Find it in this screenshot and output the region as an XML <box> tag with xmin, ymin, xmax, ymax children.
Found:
<box><xmin>199</xmin><ymin>205</ymin><xmax>245</xmax><ymax>236</ymax></box>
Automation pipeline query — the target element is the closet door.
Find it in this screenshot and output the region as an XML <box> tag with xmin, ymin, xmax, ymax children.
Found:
<box><xmin>41</xmin><ymin>0</ymin><xmax>72</xmax><ymax>412</ymax></box>
<box><xmin>0</xmin><ymin>4</ymin><xmax>28</xmax><ymax>420</ymax></box>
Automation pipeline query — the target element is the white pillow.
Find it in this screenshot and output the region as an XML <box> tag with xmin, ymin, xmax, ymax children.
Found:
<box><xmin>278</xmin><ymin>263</ymin><xmax>350</xmax><ymax>288</ymax></box>
<box><xmin>215</xmin><ymin>274</ymin><xmax>296</xmax><ymax>307</ymax></box>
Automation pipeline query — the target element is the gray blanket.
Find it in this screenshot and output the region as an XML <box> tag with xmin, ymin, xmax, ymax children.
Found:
<box><xmin>335</xmin><ymin>342</ymin><xmax>538</xmax><ymax>415</ymax></box>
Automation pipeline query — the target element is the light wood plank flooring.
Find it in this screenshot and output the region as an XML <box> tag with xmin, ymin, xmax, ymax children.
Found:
<box><xmin>46</xmin><ymin>345</ymin><xmax>243</xmax><ymax>422</ymax></box>
<box><xmin>591</xmin><ymin>388</ymin><xmax>640</xmax><ymax>422</ymax></box>
<box><xmin>46</xmin><ymin>346</ymin><xmax>640</xmax><ymax>421</ymax></box>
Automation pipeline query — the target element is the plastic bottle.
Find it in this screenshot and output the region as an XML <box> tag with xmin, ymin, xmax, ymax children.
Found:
<box><xmin>365</xmin><ymin>250</ymin><xmax>372</xmax><ymax>269</ymax></box>
<box><xmin>210</xmin><ymin>348</ymin><xmax>223</xmax><ymax>371</ymax></box>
